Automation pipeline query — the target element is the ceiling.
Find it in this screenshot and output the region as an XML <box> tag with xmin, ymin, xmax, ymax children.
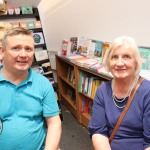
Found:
<box><xmin>6</xmin><ymin>0</ymin><xmax>41</xmax><ymax>8</ymax></box>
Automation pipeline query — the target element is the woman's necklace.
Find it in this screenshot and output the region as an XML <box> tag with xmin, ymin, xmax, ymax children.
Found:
<box><xmin>112</xmin><ymin>75</ymin><xmax>139</xmax><ymax>109</ymax></box>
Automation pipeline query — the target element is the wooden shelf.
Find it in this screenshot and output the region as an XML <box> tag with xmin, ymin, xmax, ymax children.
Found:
<box><xmin>56</xmin><ymin>55</ymin><xmax>111</xmax><ymax>128</ymax></box>
<box><xmin>81</xmin><ymin>113</ymin><xmax>91</xmax><ymax>128</ymax></box>
<box><xmin>32</xmin><ymin>59</ymin><xmax>49</xmax><ymax>66</ymax></box>
<box><xmin>60</xmin><ymin>92</ymin><xmax>76</xmax><ymax>109</ymax></box>
<box><xmin>32</xmin><ymin>28</ymin><xmax>42</xmax><ymax>33</ymax></box>
<box><xmin>34</xmin><ymin>44</ymin><xmax>46</xmax><ymax>48</ymax></box>
<box><xmin>59</xmin><ymin>76</ymin><xmax>75</xmax><ymax>89</ymax></box>
<box><xmin>60</xmin><ymin>93</ymin><xmax>77</xmax><ymax>118</ymax></box>
<box><xmin>0</xmin><ymin>8</ymin><xmax>39</xmax><ymax>20</ymax></box>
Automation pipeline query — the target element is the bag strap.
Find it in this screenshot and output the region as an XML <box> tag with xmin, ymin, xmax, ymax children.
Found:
<box><xmin>109</xmin><ymin>77</ymin><xmax>144</xmax><ymax>143</ymax></box>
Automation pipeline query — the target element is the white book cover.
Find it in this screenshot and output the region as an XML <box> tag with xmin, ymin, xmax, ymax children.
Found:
<box><xmin>35</xmin><ymin>50</ymin><xmax>49</xmax><ymax>61</ymax></box>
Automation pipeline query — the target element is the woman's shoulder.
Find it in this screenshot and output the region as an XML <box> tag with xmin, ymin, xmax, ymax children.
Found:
<box><xmin>142</xmin><ymin>78</ymin><xmax>150</xmax><ymax>87</ymax></box>
<box><xmin>139</xmin><ymin>78</ymin><xmax>150</xmax><ymax>94</ymax></box>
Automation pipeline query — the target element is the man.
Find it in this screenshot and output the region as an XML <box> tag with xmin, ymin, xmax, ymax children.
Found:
<box><xmin>0</xmin><ymin>27</ymin><xmax>62</xmax><ymax>150</ymax></box>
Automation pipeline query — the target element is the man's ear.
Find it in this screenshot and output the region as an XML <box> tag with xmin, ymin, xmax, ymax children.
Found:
<box><xmin>0</xmin><ymin>46</ymin><xmax>4</xmax><ymax>60</ymax></box>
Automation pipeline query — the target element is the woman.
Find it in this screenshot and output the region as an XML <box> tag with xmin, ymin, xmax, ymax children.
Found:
<box><xmin>88</xmin><ymin>36</ymin><xmax>150</xmax><ymax>150</ymax></box>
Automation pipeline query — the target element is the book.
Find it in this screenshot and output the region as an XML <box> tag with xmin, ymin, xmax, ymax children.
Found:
<box><xmin>34</xmin><ymin>21</ymin><xmax>42</xmax><ymax>28</ymax></box>
<box><xmin>97</xmin><ymin>65</ymin><xmax>113</xmax><ymax>78</ymax></box>
<box><xmin>41</xmin><ymin>62</ymin><xmax>52</xmax><ymax>75</ymax></box>
<box><xmin>33</xmin><ymin>32</ymin><xmax>45</xmax><ymax>45</ymax></box>
<box><xmin>70</xmin><ymin>37</ymin><xmax>87</xmax><ymax>54</ymax></box>
<box><xmin>102</xmin><ymin>42</ymin><xmax>111</xmax><ymax>63</ymax></box>
<box><xmin>139</xmin><ymin>47</ymin><xmax>150</xmax><ymax>70</ymax></box>
<box><xmin>77</xmin><ymin>37</ymin><xmax>90</xmax><ymax>56</ymax></box>
<box><xmin>32</xmin><ymin>66</ymin><xmax>44</xmax><ymax>75</ymax></box>
<box><xmin>27</xmin><ymin>21</ymin><xmax>35</xmax><ymax>29</ymax></box>
<box><xmin>94</xmin><ymin>40</ymin><xmax>104</xmax><ymax>58</ymax></box>
<box><xmin>61</xmin><ymin>39</ymin><xmax>71</xmax><ymax>56</ymax></box>
<box><xmin>76</xmin><ymin>57</ymin><xmax>98</xmax><ymax>68</ymax></box>
<box><xmin>70</xmin><ymin>37</ymin><xmax>78</xmax><ymax>54</ymax></box>
<box><xmin>87</xmin><ymin>40</ymin><xmax>95</xmax><ymax>58</ymax></box>
<box><xmin>34</xmin><ymin>50</ymin><xmax>49</xmax><ymax>61</ymax></box>
<box><xmin>19</xmin><ymin>22</ymin><xmax>28</xmax><ymax>29</ymax></box>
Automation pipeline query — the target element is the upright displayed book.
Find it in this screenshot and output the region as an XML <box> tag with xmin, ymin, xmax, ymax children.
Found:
<box><xmin>102</xmin><ymin>42</ymin><xmax>111</xmax><ymax>63</ymax></box>
<box><xmin>139</xmin><ymin>47</ymin><xmax>150</xmax><ymax>70</ymax></box>
<box><xmin>61</xmin><ymin>39</ymin><xmax>71</xmax><ymax>56</ymax></box>
<box><xmin>94</xmin><ymin>40</ymin><xmax>103</xmax><ymax>58</ymax></box>
<box><xmin>70</xmin><ymin>37</ymin><xmax>78</xmax><ymax>54</ymax></box>
<box><xmin>33</xmin><ymin>32</ymin><xmax>45</xmax><ymax>45</ymax></box>
<box><xmin>70</xmin><ymin>37</ymin><xmax>88</xmax><ymax>55</ymax></box>
<box><xmin>34</xmin><ymin>50</ymin><xmax>49</xmax><ymax>61</ymax></box>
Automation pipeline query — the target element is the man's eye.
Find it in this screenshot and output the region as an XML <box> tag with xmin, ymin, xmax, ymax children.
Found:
<box><xmin>26</xmin><ymin>48</ymin><xmax>33</xmax><ymax>52</ymax></box>
<box><xmin>12</xmin><ymin>47</ymin><xmax>20</xmax><ymax>51</ymax></box>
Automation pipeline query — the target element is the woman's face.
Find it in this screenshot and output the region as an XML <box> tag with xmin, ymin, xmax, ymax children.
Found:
<box><xmin>109</xmin><ymin>46</ymin><xmax>136</xmax><ymax>80</ymax></box>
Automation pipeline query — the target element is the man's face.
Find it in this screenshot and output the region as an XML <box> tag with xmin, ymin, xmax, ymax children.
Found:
<box><xmin>2</xmin><ymin>34</ymin><xmax>34</xmax><ymax>74</ymax></box>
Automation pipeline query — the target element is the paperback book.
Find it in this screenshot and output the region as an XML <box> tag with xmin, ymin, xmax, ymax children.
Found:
<box><xmin>139</xmin><ymin>47</ymin><xmax>150</xmax><ymax>70</ymax></box>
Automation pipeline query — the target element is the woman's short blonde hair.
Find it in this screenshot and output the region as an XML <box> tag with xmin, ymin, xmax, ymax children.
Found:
<box><xmin>103</xmin><ymin>36</ymin><xmax>142</xmax><ymax>76</ymax></box>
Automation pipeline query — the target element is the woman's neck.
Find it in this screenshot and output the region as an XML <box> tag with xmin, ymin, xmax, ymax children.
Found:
<box><xmin>112</xmin><ymin>75</ymin><xmax>139</xmax><ymax>98</ymax></box>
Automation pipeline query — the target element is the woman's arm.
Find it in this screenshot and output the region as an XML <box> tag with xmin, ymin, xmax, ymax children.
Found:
<box><xmin>44</xmin><ymin>115</ymin><xmax>62</xmax><ymax>150</ymax></box>
<box><xmin>92</xmin><ymin>134</ymin><xmax>111</xmax><ymax>150</ymax></box>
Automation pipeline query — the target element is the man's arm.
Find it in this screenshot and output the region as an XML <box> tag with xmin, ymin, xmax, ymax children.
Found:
<box><xmin>44</xmin><ymin>115</ymin><xmax>62</xmax><ymax>150</ymax></box>
<box><xmin>92</xmin><ymin>134</ymin><xmax>111</xmax><ymax>150</ymax></box>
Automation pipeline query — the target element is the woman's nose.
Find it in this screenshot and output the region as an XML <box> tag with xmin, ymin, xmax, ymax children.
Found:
<box><xmin>116</xmin><ymin>57</ymin><xmax>124</xmax><ymax>66</ymax></box>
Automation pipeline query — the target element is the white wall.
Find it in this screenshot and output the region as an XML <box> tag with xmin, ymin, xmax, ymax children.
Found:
<box><xmin>38</xmin><ymin>0</ymin><xmax>150</xmax><ymax>54</ymax></box>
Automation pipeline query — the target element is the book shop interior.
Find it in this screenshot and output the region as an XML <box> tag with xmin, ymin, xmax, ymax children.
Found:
<box><xmin>0</xmin><ymin>0</ymin><xmax>150</xmax><ymax>150</ymax></box>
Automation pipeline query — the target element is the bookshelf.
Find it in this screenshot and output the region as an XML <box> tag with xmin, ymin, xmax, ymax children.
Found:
<box><xmin>56</xmin><ymin>55</ymin><xmax>111</xmax><ymax>128</ymax></box>
<box><xmin>0</xmin><ymin>7</ymin><xmax>54</xmax><ymax>80</ymax></box>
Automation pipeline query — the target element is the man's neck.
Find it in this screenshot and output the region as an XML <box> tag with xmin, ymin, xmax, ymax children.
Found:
<box><xmin>0</xmin><ymin>67</ymin><xmax>29</xmax><ymax>85</ymax></box>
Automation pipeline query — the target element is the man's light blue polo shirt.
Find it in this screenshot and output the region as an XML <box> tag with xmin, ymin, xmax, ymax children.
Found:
<box><xmin>0</xmin><ymin>67</ymin><xmax>59</xmax><ymax>150</ymax></box>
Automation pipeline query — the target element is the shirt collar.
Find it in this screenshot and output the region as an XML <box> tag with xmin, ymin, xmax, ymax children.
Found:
<box><xmin>0</xmin><ymin>66</ymin><xmax>33</xmax><ymax>85</ymax></box>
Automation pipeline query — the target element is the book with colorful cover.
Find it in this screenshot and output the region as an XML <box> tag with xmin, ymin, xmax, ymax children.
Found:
<box><xmin>102</xmin><ymin>42</ymin><xmax>111</xmax><ymax>63</ymax></box>
<box><xmin>70</xmin><ymin>37</ymin><xmax>88</xmax><ymax>55</ymax></box>
<box><xmin>76</xmin><ymin>58</ymin><xmax>98</xmax><ymax>67</ymax></box>
<box><xmin>139</xmin><ymin>47</ymin><xmax>150</xmax><ymax>70</ymax></box>
<box><xmin>61</xmin><ymin>39</ymin><xmax>71</xmax><ymax>56</ymax></box>
<box><xmin>70</xmin><ymin>37</ymin><xmax>78</xmax><ymax>54</ymax></box>
<box><xmin>94</xmin><ymin>40</ymin><xmax>104</xmax><ymax>58</ymax></box>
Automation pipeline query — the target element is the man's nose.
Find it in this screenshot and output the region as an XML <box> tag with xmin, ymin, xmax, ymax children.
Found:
<box><xmin>19</xmin><ymin>49</ymin><xmax>27</xmax><ymax>56</ymax></box>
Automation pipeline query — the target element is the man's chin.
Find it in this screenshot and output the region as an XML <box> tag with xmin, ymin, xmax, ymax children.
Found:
<box><xmin>17</xmin><ymin>67</ymin><xmax>29</xmax><ymax>73</ymax></box>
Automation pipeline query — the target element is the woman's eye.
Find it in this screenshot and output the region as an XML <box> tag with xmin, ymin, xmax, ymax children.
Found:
<box><xmin>111</xmin><ymin>55</ymin><xmax>118</xmax><ymax>60</ymax></box>
<box><xmin>124</xmin><ymin>55</ymin><xmax>130</xmax><ymax>59</ymax></box>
